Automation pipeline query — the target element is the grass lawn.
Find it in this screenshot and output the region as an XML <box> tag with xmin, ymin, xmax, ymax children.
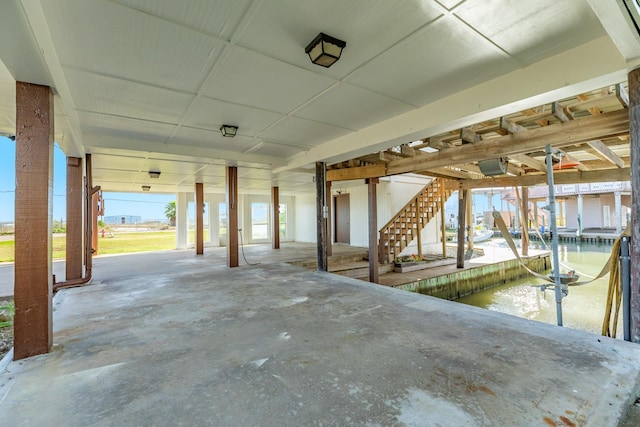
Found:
<box><xmin>0</xmin><ymin>231</ymin><xmax>176</xmax><ymax>262</ymax></box>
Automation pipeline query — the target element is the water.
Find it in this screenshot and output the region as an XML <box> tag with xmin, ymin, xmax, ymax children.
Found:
<box><xmin>457</xmin><ymin>241</ymin><xmax>623</xmax><ymax>337</ymax></box>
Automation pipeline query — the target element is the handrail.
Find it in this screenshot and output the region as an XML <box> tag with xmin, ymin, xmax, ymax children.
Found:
<box><xmin>379</xmin><ymin>179</ymin><xmax>434</xmax><ymax>232</ymax></box>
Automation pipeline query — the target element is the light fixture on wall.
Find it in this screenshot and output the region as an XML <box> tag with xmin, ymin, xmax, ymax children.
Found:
<box><xmin>142</xmin><ymin>185</ymin><xmax>151</xmax><ymax>192</ymax></box>
<box><xmin>305</xmin><ymin>33</ymin><xmax>346</xmax><ymax>68</ymax></box>
<box><xmin>220</xmin><ymin>125</ymin><xmax>238</xmax><ymax>137</ymax></box>
<box><xmin>148</xmin><ymin>171</ymin><xmax>161</xmax><ymax>179</ymax></box>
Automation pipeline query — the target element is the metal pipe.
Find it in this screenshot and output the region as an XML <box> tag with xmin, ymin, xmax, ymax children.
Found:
<box><xmin>53</xmin><ymin>153</ymin><xmax>94</xmax><ymax>292</ymax></box>
<box><xmin>545</xmin><ymin>144</ymin><xmax>564</xmax><ymax>327</ymax></box>
<box><xmin>622</xmin><ymin>236</ymin><xmax>631</xmax><ymax>341</ymax></box>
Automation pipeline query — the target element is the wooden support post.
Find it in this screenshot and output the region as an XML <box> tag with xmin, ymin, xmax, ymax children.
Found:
<box><xmin>195</xmin><ymin>182</ymin><xmax>204</xmax><ymax>255</ymax></box>
<box><xmin>92</xmin><ymin>193</ymin><xmax>99</xmax><ymax>255</ymax></box>
<box><xmin>440</xmin><ymin>181</ymin><xmax>447</xmax><ymax>258</ymax></box>
<box><xmin>66</xmin><ymin>157</ymin><xmax>83</xmax><ymax>280</ymax></box>
<box><xmin>271</xmin><ymin>186</ymin><xmax>280</xmax><ymax>249</ymax></box>
<box><xmin>85</xmin><ymin>154</ymin><xmax>94</xmax><ymax>278</ymax></box>
<box><xmin>326</xmin><ymin>181</ymin><xmax>332</xmax><ymax>256</ymax></box>
<box><xmin>456</xmin><ymin>190</ymin><xmax>467</xmax><ymax>268</ymax></box>
<box><xmin>226</xmin><ymin>166</ymin><xmax>239</xmax><ymax>267</ymax></box>
<box><xmin>466</xmin><ymin>189</ymin><xmax>474</xmax><ymax>251</ymax></box>
<box><xmin>367</xmin><ymin>178</ymin><xmax>379</xmax><ymax>283</ymax></box>
<box><xmin>416</xmin><ymin>194</ymin><xmax>423</xmax><ymax>258</ymax></box>
<box><xmin>630</xmin><ymin>67</ymin><xmax>640</xmax><ymax>343</ymax></box>
<box><xmin>316</xmin><ymin>162</ymin><xmax>328</xmax><ymax>271</ymax></box>
<box><xmin>521</xmin><ymin>187</ymin><xmax>529</xmax><ymax>256</ymax></box>
<box><xmin>14</xmin><ymin>82</ymin><xmax>53</xmax><ymax>360</ymax></box>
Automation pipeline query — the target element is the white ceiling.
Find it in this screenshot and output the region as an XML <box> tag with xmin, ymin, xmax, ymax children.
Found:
<box><xmin>0</xmin><ymin>0</ymin><xmax>638</xmax><ymax>195</ymax></box>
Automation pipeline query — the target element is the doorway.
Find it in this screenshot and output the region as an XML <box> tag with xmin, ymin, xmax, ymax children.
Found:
<box><xmin>334</xmin><ymin>194</ymin><xmax>350</xmax><ymax>244</ymax></box>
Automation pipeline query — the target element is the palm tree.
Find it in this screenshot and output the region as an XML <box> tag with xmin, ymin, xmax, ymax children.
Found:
<box><xmin>164</xmin><ymin>201</ymin><xmax>176</xmax><ymax>226</ymax></box>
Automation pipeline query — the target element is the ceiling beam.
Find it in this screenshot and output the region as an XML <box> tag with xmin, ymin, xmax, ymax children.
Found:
<box><xmin>552</xmin><ymin>101</ymin><xmax>572</xmax><ymax>122</ymax></box>
<box><xmin>447</xmin><ymin>167</ymin><xmax>630</xmax><ymax>190</ymax></box>
<box><xmin>616</xmin><ymin>83</ymin><xmax>629</xmax><ymax>107</ymax></box>
<box><xmin>327</xmin><ymin>164</ymin><xmax>386</xmax><ymax>182</ymax></box>
<box><xmin>586</xmin><ymin>139</ymin><xmax>625</xmax><ymax>168</ymax></box>
<box><xmin>508</xmin><ymin>154</ymin><xmax>547</xmax><ymax>172</ymax></box>
<box><xmin>386</xmin><ymin>109</ymin><xmax>629</xmax><ymax>177</ymax></box>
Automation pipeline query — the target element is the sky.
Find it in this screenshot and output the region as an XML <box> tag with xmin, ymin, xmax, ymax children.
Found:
<box><xmin>0</xmin><ymin>136</ymin><xmax>175</xmax><ymax>223</ymax></box>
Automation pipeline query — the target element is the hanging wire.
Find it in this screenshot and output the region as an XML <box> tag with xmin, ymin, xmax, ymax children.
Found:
<box><xmin>238</xmin><ymin>229</ymin><xmax>259</xmax><ymax>266</ymax></box>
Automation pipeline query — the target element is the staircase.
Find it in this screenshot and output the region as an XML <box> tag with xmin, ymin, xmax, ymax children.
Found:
<box><xmin>378</xmin><ymin>178</ymin><xmax>453</xmax><ymax>264</ymax></box>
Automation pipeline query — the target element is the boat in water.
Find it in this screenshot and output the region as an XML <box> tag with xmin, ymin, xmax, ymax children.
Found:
<box><xmin>452</xmin><ymin>226</ymin><xmax>494</xmax><ymax>243</ymax></box>
<box><xmin>549</xmin><ymin>270</ymin><xmax>580</xmax><ymax>285</ymax></box>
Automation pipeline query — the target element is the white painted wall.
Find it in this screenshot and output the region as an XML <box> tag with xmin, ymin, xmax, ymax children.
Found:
<box><xmin>318</xmin><ymin>175</ymin><xmax>443</xmax><ymax>254</ymax></box>
<box><xmin>295</xmin><ymin>192</ymin><xmax>318</xmax><ymax>243</ymax></box>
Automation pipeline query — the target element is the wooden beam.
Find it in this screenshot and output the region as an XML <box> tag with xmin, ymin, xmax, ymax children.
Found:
<box><xmin>226</xmin><ymin>166</ymin><xmax>239</xmax><ymax>267</ymax></box>
<box><xmin>66</xmin><ymin>157</ymin><xmax>83</xmax><ymax>280</ymax></box>
<box><xmin>14</xmin><ymin>82</ymin><xmax>53</xmax><ymax>360</ymax></box>
<box><xmin>418</xmin><ymin>167</ymin><xmax>477</xmax><ymax>180</ymax></box>
<box><xmin>386</xmin><ymin>109</ymin><xmax>629</xmax><ymax>176</ymax></box>
<box><xmin>449</xmin><ymin>167</ymin><xmax>631</xmax><ymax>190</ymax></box>
<box><xmin>426</xmin><ymin>136</ymin><xmax>451</xmax><ymax>150</ymax></box>
<box><xmin>316</xmin><ymin>162</ymin><xmax>328</xmax><ymax>272</ymax></box>
<box><xmin>440</xmin><ymin>182</ymin><xmax>447</xmax><ymax>258</ymax></box>
<box><xmin>586</xmin><ymin>140</ymin><xmax>625</xmax><ymax>168</ymax></box>
<box><xmin>327</xmin><ymin>163</ymin><xmax>386</xmax><ymax>182</ymax></box>
<box><xmin>508</xmin><ymin>154</ymin><xmax>547</xmax><ymax>172</ymax></box>
<box><xmin>629</xmin><ymin>67</ymin><xmax>640</xmax><ymax>342</ymax></box>
<box><xmin>271</xmin><ymin>186</ymin><xmax>280</xmax><ymax>249</ymax></box>
<box><xmin>552</xmin><ymin>102</ymin><xmax>571</xmax><ymax>122</ymax></box>
<box><xmin>456</xmin><ymin>190</ymin><xmax>467</xmax><ymax>268</ymax></box>
<box><xmin>326</xmin><ymin>181</ymin><xmax>332</xmax><ymax>256</ymax></box>
<box><xmin>461</xmin><ymin>127</ymin><xmax>480</xmax><ymax>144</ymax></box>
<box><xmin>499</xmin><ymin>117</ymin><xmax>526</xmax><ymax>133</ymax></box>
<box><xmin>195</xmin><ymin>182</ymin><xmax>204</xmax><ymax>255</ymax></box>
<box><xmin>616</xmin><ymin>83</ymin><xmax>629</xmax><ymax>108</ymax></box>
<box><xmin>366</xmin><ymin>178</ymin><xmax>379</xmax><ymax>283</ymax></box>
<box><xmin>521</xmin><ymin>187</ymin><xmax>529</xmax><ymax>256</ymax></box>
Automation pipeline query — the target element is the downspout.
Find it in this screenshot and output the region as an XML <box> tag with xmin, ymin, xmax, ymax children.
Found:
<box><xmin>53</xmin><ymin>153</ymin><xmax>100</xmax><ymax>291</ymax></box>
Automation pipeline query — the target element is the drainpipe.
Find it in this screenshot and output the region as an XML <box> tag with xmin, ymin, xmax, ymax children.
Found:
<box><xmin>622</xmin><ymin>236</ymin><xmax>631</xmax><ymax>341</ymax></box>
<box><xmin>54</xmin><ymin>153</ymin><xmax>100</xmax><ymax>291</ymax></box>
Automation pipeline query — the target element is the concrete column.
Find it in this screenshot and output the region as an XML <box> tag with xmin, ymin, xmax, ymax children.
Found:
<box><xmin>176</xmin><ymin>192</ymin><xmax>188</xmax><ymax>249</ymax></box>
<box><xmin>316</xmin><ymin>162</ymin><xmax>328</xmax><ymax>272</ymax></box>
<box><xmin>14</xmin><ymin>82</ymin><xmax>53</xmax><ymax>360</ymax></box>
<box><xmin>271</xmin><ymin>186</ymin><xmax>280</xmax><ymax>249</ymax></box>
<box><xmin>367</xmin><ymin>178</ymin><xmax>379</xmax><ymax>283</ymax></box>
<box><xmin>577</xmin><ymin>194</ymin><xmax>583</xmax><ymax>237</ymax></box>
<box><xmin>65</xmin><ymin>157</ymin><xmax>83</xmax><ymax>280</ymax></box>
<box><xmin>226</xmin><ymin>166</ymin><xmax>239</xmax><ymax>267</ymax></box>
<box><xmin>628</xmin><ymin>67</ymin><xmax>640</xmax><ymax>343</ymax></box>
<box><xmin>615</xmin><ymin>191</ymin><xmax>622</xmax><ymax>234</ymax></box>
<box><xmin>195</xmin><ymin>182</ymin><xmax>204</xmax><ymax>255</ymax></box>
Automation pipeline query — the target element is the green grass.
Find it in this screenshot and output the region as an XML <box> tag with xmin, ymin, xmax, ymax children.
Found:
<box><xmin>0</xmin><ymin>231</ymin><xmax>176</xmax><ymax>262</ymax></box>
<box><xmin>0</xmin><ymin>300</ymin><xmax>14</xmax><ymax>328</ymax></box>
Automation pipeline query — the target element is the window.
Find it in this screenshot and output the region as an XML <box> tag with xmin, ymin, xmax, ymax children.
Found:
<box><xmin>279</xmin><ymin>203</ymin><xmax>287</xmax><ymax>239</ymax></box>
<box><xmin>251</xmin><ymin>202</ymin><xmax>269</xmax><ymax>240</ymax></box>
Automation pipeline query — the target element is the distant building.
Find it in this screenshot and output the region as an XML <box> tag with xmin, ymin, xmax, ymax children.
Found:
<box><xmin>103</xmin><ymin>215</ymin><xmax>142</xmax><ymax>225</ymax></box>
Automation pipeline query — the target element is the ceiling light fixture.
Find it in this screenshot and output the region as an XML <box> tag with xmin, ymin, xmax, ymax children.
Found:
<box><xmin>220</xmin><ymin>125</ymin><xmax>238</xmax><ymax>138</ymax></box>
<box><xmin>149</xmin><ymin>171</ymin><xmax>161</xmax><ymax>179</ymax></box>
<box><xmin>142</xmin><ymin>185</ymin><xmax>151</xmax><ymax>192</ymax></box>
<box><xmin>305</xmin><ymin>33</ymin><xmax>346</xmax><ymax>68</ymax></box>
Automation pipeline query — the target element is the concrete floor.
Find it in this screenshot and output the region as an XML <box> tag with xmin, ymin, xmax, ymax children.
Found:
<box><xmin>1</xmin><ymin>245</ymin><xmax>640</xmax><ymax>426</ymax></box>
